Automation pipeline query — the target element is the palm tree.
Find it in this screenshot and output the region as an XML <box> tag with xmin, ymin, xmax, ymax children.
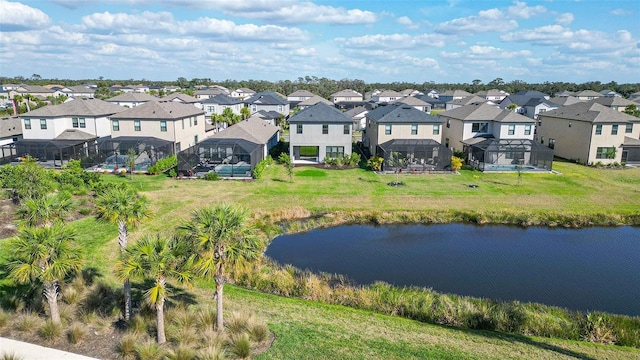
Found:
<box><xmin>95</xmin><ymin>185</ymin><xmax>152</xmax><ymax>321</ymax></box>
<box><xmin>117</xmin><ymin>234</ymin><xmax>194</xmax><ymax>344</ymax></box>
<box><xmin>7</xmin><ymin>223</ymin><xmax>84</xmax><ymax>323</ymax></box>
<box><xmin>179</xmin><ymin>205</ymin><xmax>264</xmax><ymax>331</ymax></box>
<box><xmin>16</xmin><ymin>191</ymin><xmax>74</xmax><ymax>228</ymax></box>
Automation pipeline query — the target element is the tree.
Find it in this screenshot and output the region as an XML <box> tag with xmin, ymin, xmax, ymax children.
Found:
<box><xmin>278</xmin><ymin>153</ymin><xmax>294</xmax><ymax>182</ymax></box>
<box><xmin>117</xmin><ymin>234</ymin><xmax>194</xmax><ymax>344</ymax></box>
<box><xmin>623</xmin><ymin>104</ymin><xmax>640</xmax><ymax>118</ymax></box>
<box><xmin>221</xmin><ymin>107</ymin><xmax>241</xmax><ymax>126</ymax></box>
<box><xmin>240</xmin><ymin>106</ymin><xmax>250</xmax><ymax>120</ymax></box>
<box><xmin>16</xmin><ymin>191</ymin><xmax>74</xmax><ymax>228</ymax></box>
<box><xmin>7</xmin><ymin>223</ymin><xmax>84</xmax><ymax>324</ymax></box>
<box><xmin>388</xmin><ymin>151</ymin><xmax>406</xmax><ymax>185</ymax></box>
<box><xmin>94</xmin><ymin>185</ymin><xmax>152</xmax><ymax>321</ymax></box>
<box><xmin>126</xmin><ymin>148</ymin><xmax>137</xmax><ymax>179</ymax></box>
<box><xmin>179</xmin><ymin>205</ymin><xmax>264</xmax><ymax>331</ymax></box>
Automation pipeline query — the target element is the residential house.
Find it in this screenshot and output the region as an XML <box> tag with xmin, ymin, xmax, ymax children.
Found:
<box><xmin>445</xmin><ymin>95</ymin><xmax>487</xmax><ymax>111</ymax></box>
<box><xmin>244</xmin><ymin>92</ymin><xmax>289</xmax><ymax>116</ymax></box>
<box><xmin>252</xmin><ymin>110</ymin><xmax>282</xmax><ymax>127</ymax></box>
<box><xmin>499</xmin><ymin>90</ymin><xmax>551</xmax><ymax>116</ymax></box>
<box><xmin>296</xmin><ymin>95</ymin><xmax>332</xmax><ymax>110</ymax></box>
<box><xmin>15</xmin><ymin>99</ymin><xmax>126</xmax><ymax>163</ymax></box>
<box><xmin>575</xmin><ymin>90</ymin><xmax>603</xmax><ymax>101</ymax></box>
<box><xmin>66</xmin><ymin>85</ymin><xmax>96</xmax><ymax>99</ymax></box>
<box><xmin>201</xmin><ymin>94</ymin><xmax>244</xmax><ymax>119</ymax></box>
<box><xmin>556</xmin><ymin>90</ymin><xmax>576</xmax><ymax>97</ymax></box>
<box><xmin>107</xmin><ymin>92</ymin><xmax>157</xmax><ymax>108</ymax></box>
<box><xmin>600</xmin><ymin>90</ymin><xmax>622</xmax><ymax>97</ymax></box>
<box><xmin>230</xmin><ymin>88</ymin><xmax>255</xmax><ymax>99</ymax></box>
<box><xmin>592</xmin><ymin>97</ymin><xmax>636</xmax><ymax>112</ymax></box>
<box><xmin>330</xmin><ymin>89</ymin><xmax>363</xmax><ymax>104</ymax></box>
<box><xmin>364</xmin><ymin>103</ymin><xmax>449</xmax><ymax>171</ymax></box>
<box><xmin>439</xmin><ymin>103</ymin><xmax>548</xmax><ymax>171</ymax></box>
<box><xmin>288</xmin><ymin>102</ymin><xmax>353</xmax><ymax>164</ymax></box>
<box><xmin>345</xmin><ymin>106</ymin><xmax>368</xmax><ymax>132</ymax></box>
<box><xmin>108</xmin><ymin>101</ymin><xmax>206</xmax><ymax>154</ymax></box>
<box><xmin>177</xmin><ymin>116</ymin><xmax>279</xmax><ymax>178</ymax></box>
<box><xmin>418</xmin><ymin>96</ymin><xmax>446</xmax><ymax>110</ymax></box>
<box><xmin>548</xmin><ymin>96</ymin><xmax>581</xmax><ymax>107</ymax></box>
<box><xmin>521</xmin><ymin>98</ymin><xmax>559</xmax><ymax>120</ymax></box>
<box><xmin>287</xmin><ymin>89</ymin><xmax>316</xmax><ymax>104</ymax></box>
<box><xmin>195</xmin><ymin>88</ymin><xmax>229</xmax><ymax>100</ymax></box>
<box><xmin>438</xmin><ymin>89</ymin><xmax>472</xmax><ymax>103</ymax></box>
<box><xmin>537</xmin><ymin>102</ymin><xmax>640</xmax><ymax>165</ymax></box>
<box><xmin>475</xmin><ymin>89</ymin><xmax>509</xmax><ymax>102</ymax></box>
<box><xmin>0</xmin><ymin>116</ymin><xmax>22</xmax><ymax>162</ymax></box>
<box><xmin>364</xmin><ymin>89</ymin><xmax>382</xmax><ymax>100</ymax></box>
<box><xmin>394</xmin><ymin>96</ymin><xmax>432</xmax><ymax>113</ymax></box>
<box><xmin>130</xmin><ymin>85</ymin><xmax>150</xmax><ymax>93</ymax></box>
<box><xmin>372</xmin><ymin>90</ymin><xmax>404</xmax><ymax>103</ymax></box>
<box><xmin>160</xmin><ymin>93</ymin><xmax>203</xmax><ymax>110</ymax></box>
<box><xmin>401</xmin><ymin>89</ymin><xmax>424</xmax><ymax>97</ymax></box>
<box><xmin>629</xmin><ymin>91</ymin><xmax>640</xmax><ymax>101</ymax></box>
<box><xmin>424</xmin><ymin>89</ymin><xmax>440</xmax><ymax>99</ymax></box>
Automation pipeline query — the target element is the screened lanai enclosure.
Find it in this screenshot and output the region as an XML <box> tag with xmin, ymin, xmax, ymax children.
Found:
<box><xmin>10</xmin><ymin>138</ymin><xmax>98</xmax><ymax>167</ymax></box>
<box><xmin>377</xmin><ymin>139</ymin><xmax>452</xmax><ymax>173</ymax></box>
<box><xmin>463</xmin><ymin>138</ymin><xmax>553</xmax><ymax>172</ymax></box>
<box><xmin>177</xmin><ymin>138</ymin><xmax>260</xmax><ymax>178</ymax></box>
<box><xmin>94</xmin><ymin>136</ymin><xmax>175</xmax><ymax>172</ymax></box>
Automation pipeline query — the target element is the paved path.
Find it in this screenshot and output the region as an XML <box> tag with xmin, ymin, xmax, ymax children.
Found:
<box><xmin>0</xmin><ymin>337</ymin><xmax>99</xmax><ymax>360</ymax></box>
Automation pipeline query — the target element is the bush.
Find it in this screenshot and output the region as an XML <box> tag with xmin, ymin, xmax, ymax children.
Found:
<box><xmin>147</xmin><ymin>155</ymin><xmax>177</xmax><ymax>175</ymax></box>
<box><xmin>66</xmin><ymin>323</ymin><xmax>86</xmax><ymax>344</ymax></box>
<box><xmin>39</xmin><ymin>320</ymin><xmax>63</xmax><ymax>340</ymax></box>
<box><xmin>367</xmin><ymin>156</ymin><xmax>383</xmax><ymax>171</ymax></box>
<box><xmin>451</xmin><ymin>156</ymin><xmax>463</xmax><ymax>172</ymax></box>
<box><xmin>204</xmin><ymin>172</ymin><xmax>220</xmax><ymax>181</ymax></box>
<box><xmin>252</xmin><ymin>156</ymin><xmax>273</xmax><ymax>179</ymax></box>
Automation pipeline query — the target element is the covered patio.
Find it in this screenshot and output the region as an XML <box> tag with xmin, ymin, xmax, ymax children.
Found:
<box><xmin>177</xmin><ymin>138</ymin><xmax>260</xmax><ymax>178</ymax></box>
<box><xmin>377</xmin><ymin>139</ymin><xmax>452</xmax><ymax>173</ymax></box>
<box><xmin>94</xmin><ymin>136</ymin><xmax>175</xmax><ymax>171</ymax></box>
<box><xmin>463</xmin><ymin>138</ymin><xmax>553</xmax><ymax>172</ymax></box>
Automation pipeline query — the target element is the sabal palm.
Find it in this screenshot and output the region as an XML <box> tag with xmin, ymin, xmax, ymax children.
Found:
<box><xmin>16</xmin><ymin>191</ymin><xmax>74</xmax><ymax>228</ymax></box>
<box><xmin>8</xmin><ymin>223</ymin><xmax>84</xmax><ymax>323</ymax></box>
<box><xmin>179</xmin><ymin>205</ymin><xmax>264</xmax><ymax>331</ymax></box>
<box><xmin>117</xmin><ymin>235</ymin><xmax>194</xmax><ymax>344</ymax></box>
<box><xmin>95</xmin><ymin>184</ymin><xmax>152</xmax><ymax>321</ymax></box>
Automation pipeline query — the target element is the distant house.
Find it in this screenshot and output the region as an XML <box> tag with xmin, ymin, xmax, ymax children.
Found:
<box><xmin>424</xmin><ymin>89</ymin><xmax>440</xmax><ymax>99</ymax></box>
<box><xmin>177</xmin><ymin>116</ymin><xmax>279</xmax><ymax>178</ymax></box>
<box><xmin>107</xmin><ymin>92</ymin><xmax>157</xmax><ymax>108</ymax></box>
<box><xmin>108</xmin><ymin>101</ymin><xmax>206</xmax><ymax>154</ymax></box>
<box><xmin>15</xmin><ymin>99</ymin><xmax>126</xmax><ymax>165</ymax></box>
<box><xmin>575</xmin><ymin>90</ymin><xmax>603</xmax><ymax>101</ymax></box>
<box><xmin>66</xmin><ymin>85</ymin><xmax>96</xmax><ymax>99</ymax></box>
<box><xmin>445</xmin><ymin>95</ymin><xmax>487</xmax><ymax>111</ymax></box>
<box><xmin>296</xmin><ymin>95</ymin><xmax>332</xmax><ymax>110</ymax></box>
<box><xmin>556</xmin><ymin>90</ymin><xmax>575</xmax><ymax>97</ymax></box>
<box><xmin>288</xmin><ymin>102</ymin><xmax>353</xmax><ymax>164</ymax></box>
<box><xmin>438</xmin><ymin>89</ymin><xmax>472</xmax><ymax>103</ymax></box>
<box><xmin>230</xmin><ymin>88</ymin><xmax>255</xmax><ymax>99</ymax></box>
<box><xmin>287</xmin><ymin>90</ymin><xmax>316</xmax><ymax>106</ymax></box>
<box><xmin>345</xmin><ymin>106</ymin><xmax>368</xmax><ymax>132</ymax></box>
<box><xmin>548</xmin><ymin>96</ymin><xmax>581</xmax><ymax>107</ymax></box>
<box><xmin>394</xmin><ymin>96</ymin><xmax>432</xmax><ymax>113</ymax></box>
<box><xmin>600</xmin><ymin>89</ymin><xmax>622</xmax><ymax>98</ymax></box>
<box><xmin>401</xmin><ymin>89</ymin><xmax>424</xmax><ymax>97</ymax></box>
<box><xmin>629</xmin><ymin>91</ymin><xmax>640</xmax><ymax>101</ymax></box>
<box><xmin>244</xmin><ymin>92</ymin><xmax>290</xmax><ymax>116</ymax></box>
<box><xmin>475</xmin><ymin>89</ymin><xmax>509</xmax><ymax>102</ymax></box>
<box><xmin>195</xmin><ymin>88</ymin><xmax>229</xmax><ymax>100</ymax></box>
<box><xmin>201</xmin><ymin>94</ymin><xmax>244</xmax><ymax>119</ymax></box>
<box><xmin>537</xmin><ymin>102</ymin><xmax>640</xmax><ymax>165</ymax></box>
<box><xmin>160</xmin><ymin>93</ymin><xmax>202</xmax><ymax>109</ymax></box>
<box><xmin>0</xmin><ymin>116</ymin><xmax>22</xmax><ymax>162</ymax></box>
<box><xmin>364</xmin><ymin>103</ymin><xmax>449</xmax><ymax>172</ymax></box>
<box><xmin>330</xmin><ymin>89</ymin><xmax>363</xmax><ymax>104</ymax></box>
<box><xmin>592</xmin><ymin>97</ymin><xmax>636</xmax><ymax>112</ymax></box>
<box><xmin>521</xmin><ymin>98</ymin><xmax>559</xmax><ymax>120</ymax></box>
<box><xmin>252</xmin><ymin>110</ymin><xmax>282</xmax><ymax>127</ymax></box>
<box><xmin>499</xmin><ymin>90</ymin><xmax>551</xmax><ymax>116</ymax></box>
<box><xmin>372</xmin><ymin>90</ymin><xmax>404</xmax><ymax>103</ymax></box>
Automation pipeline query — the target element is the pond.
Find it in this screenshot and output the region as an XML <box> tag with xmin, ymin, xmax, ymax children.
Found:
<box><xmin>265</xmin><ymin>224</ymin><xmax>640</xmax><ymax>316</ymax></box>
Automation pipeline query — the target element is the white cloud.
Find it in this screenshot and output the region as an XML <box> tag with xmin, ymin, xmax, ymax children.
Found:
<box><xmin>82</xmin><ymin>11</ymin><xmax>176</xmax><ymax>33</ymax></box>
<box><xmin>0</xmin><ymin>0</ymin><xmax>51</xmax><ymax>31</ymax></box>
<box><xmin>435</xmin><ymin>9</ymin><xmax>518</xmax><ymax>35</ymax></box>
<box><xmin>292</xmin><ymin>47</ymin><xmax>317</xmax><ymax>56</ymax></box>
<box><xmin>555</xmin><ymin>13</ymin><xmax>574</xmax><ymax>25</ymax></box>
<box><xmin>507</xmin><ymin>1</ymin><xmax>547</xmax><ymax>19</ymax></box>
<box><xmin>610</xmin><ymin>9</ymin><xmax>632</xmax><ymax>16</ymax></box>
<box><xmin>338</xmin><ymin>33</ymin><xmax>445</xmax><ymax>49</ymax></box>
<box><xmin>441</xmin><ymin>45</ymin><xmax>532</xmax><ymax>59</ymax></box>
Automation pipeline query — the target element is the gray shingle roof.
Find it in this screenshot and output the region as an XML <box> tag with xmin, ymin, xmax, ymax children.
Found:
<box><xmin>331</xmin><ymin>89</ymin><xmax>362</xmax><ymax>97</ymax></box>
<box><xmin>245</xmin><ymin>92</ymin><xmax>288</xmax><ymax>105</ymax></box>
<box><xmin>288</xmin><ymin>102</ymin><xmax>352</xmax><ymax>124</ymax></box>
<box><xmin>54</xmin><ymin>129</ymin><xmax>96</xmax><ymax>141</ymax></box>
<box><xmin>540</xmin><ymin>102</ymin><xmax>639</xmax><ymax>123</ymax></box>
<box><xmin>110</xmin><ymin>101</ymin><xmax>204</xmax><ymax>120</ymax></box>
<box><xmin>195</xmin><ymin>88</ymin><xmax>228</xmax><ymax>96</ymax></box>
<box><xmin>394</xmin><ymin>96</ymin><xmax>429</xmax><ymax>106</ymax></box>
<box><xmin>366</xmin><ymin>103</ymin><xmax>443</xmax><ymax>124</ymax></box>
<box><xmin>447</xmin><ymin>95</ymin><xmax>487</xmax><ymax>106</ymax></box>
<box><xmin>202</xmin><ymin>94</ymin><xmax>242</xmax><ymax>105</ymax></box>
<box><xmin>345</xmin><ymin>106</ymin><xmax>368</xmax><ymax>116</ymax></box>
<box><xmin>160</xmin><ymin>93</ymin><xmax>199</xmax><ymax>103</ymax></box>
<box><xmin>210</xmin><ymin>116</ymin><xmax>278</xmax><ymax>144</ymax></box>
<box><xmin>287</xmin><ymin>90</ymin><xmax>316</xmax><ymax>98</ymax></box>
<box><xmin>21</xmin><ymin>98</ymin><xmax>126</xmax><ymax>117</ymax></box>
<box><xmin>575</xmin><ymin>90</ymin><xmax>603</xmax><ymax>98</ymax></box>
<box><xmin>440</xmin><ymin>103</ymin><xmax>534</xmax><ymax>123</ymax></box>
<box><xmin>298</xmin><ymin>95</ymin><xmax>332</xmax><ymax>106</ymax></box>
<box><xmin>0</xmin><ymin>116</ymin><xmax>22</xmax><ymax>138</ymax></box>
<box><xmin>591</xmin><ymin>97</ymin><xmax>634</xmax><ymax>108</ymax></box>
<box><xmin>375</xmin><ymin>90</ymin><xmax>403</xmax><ymax>97</ymax></box>
<box><xmin>440</xmin><ymin>89</ymin><xmax>472</xmax><ymax>97</ymax></box>
<box><xmin>548</xmin><ymin>96</ymin><xmax>581</xmax><ymax>106</ymax></box>
<box><xmin>18</xmin><ymin>84</ymin><xmax>54</xmax><ymax>93</ymax></box>
<box><xmin>107</xmin><ymin>92</ymin><xmax>158</xmax><ymax>102</ymax></box>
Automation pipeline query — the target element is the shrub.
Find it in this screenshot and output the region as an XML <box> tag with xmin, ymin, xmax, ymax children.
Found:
<box><xmin>116</xmin><ymin>334</ymin><xmax>140</xmax><ymax>359</ymax></box>
<box><xmin>66</xmin><ymin>323</ymin><xmax>86</xmax><ymax>344</ymax></box>
<box><xmin>15</xmin><ymin>312</ymin><xmax>42</xmax><ymax>332</ymax></box>
<box><xmin>197</xmin><ymin>344</ymin><xmax>227</xmax><ymax>360</ymax></box>
<box><xmin>147</xmin><ymin>155</ymin><xmax>177</xmax><ymax>175</ymax></box>
<box><xmin>253</xmin><ymin>156</ymin><xmax>273</xmax><ymax>179</ymax></box>
<box><xmin>134</xmin><ymin>340</ymin><xmax>165</xmax><ymax>360</ymax></box>
<box><xmin>204</xmin><ymin>172</ymin><xmax>220</xmax><ymax>181</ymax></box>
<box><xmin>0</xmin><ymin>309</ymin><xmax>8</xmax><ymax>329</ymax></box>
<box><xmin>227</xmin><ymin>333</ymin><xmax>251</xmax><ymax>359</ymax></box>
<box><xmin>166</xmin><ymin>346</ymin><xmax>198</xmax><ymax>360</ymax></box>
<box><xmin>1</xmin><ymin>353</ymin><xmax>23</xmax><ymax>360</ymax></box>
<box><xmin>247</xmin><ymin>321</ymin><xmax>269</xmax><ymax>342</ymax></box>
<box><xmin>367</xmin><ymin>156</ymin><xmax>383</xmax><ymax>171</ymax></box>
<box><xmin>583</xmin><ymin>313</ymin><xmax>617</xmax><ymax>345</ymax></box>
<box><xmin>225</xmin><ymin>311</ymin><xmax>249</xmax><ymax>335</ymax></box>
<box><xmin>39</xmin><ymin>320</ymin><xmax>63</xmax><ymax>340</ymax></box>
<box><xmin>451</xmin><ymin>156</ymin><xmax>463</xmax><ymax>172</ymax></box>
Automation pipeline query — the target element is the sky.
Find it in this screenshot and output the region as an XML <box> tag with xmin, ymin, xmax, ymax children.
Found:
<box><xmin>0</xmin><ymin>0</ymin><xmax>638</xmax><ymax>84</ymax></box>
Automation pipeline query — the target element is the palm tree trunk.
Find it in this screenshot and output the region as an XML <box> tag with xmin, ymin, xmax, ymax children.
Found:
<box><xmin>44</xmin><ymin>281</ymin><xmax>61</xmax><ymax>324</ymax></box>
<box><xmin>118</xmin><ymin>221</ymin><xmax>133</xmax><ymax>321</ymax></box>
<box><xmin>156</xmin><ymin>296</ymin><xmax>166</xmax><ymax>344</ymax></box>
<box><xmin>215</xmin><ymin>276</ymin><xmax>224</xmax><ymax>331</ymax></box>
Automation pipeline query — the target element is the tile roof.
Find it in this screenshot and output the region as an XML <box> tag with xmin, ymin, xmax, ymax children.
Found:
<box><xmin>540</xmin><ymin>102</ymin><xmax>640</xmax><ymax>123</ymax></box>
<box><xmin>366</xmin><ymin>103</ymin><xmax>442</xmax><ymax>124</ymax></box>
<box><xmin>288</xmin><ymin>102</ymin><xmax>352</xmax><ymax>123</ymax></box>
<box><xmin>21</xmin><ymin>98</ymin><xmax>126</xmax><ymax>117</ymax></box>
<box><xmin>440</xmin><ymin>103</ymin><xmax>534</xmax><ymax>123</ymax></box>
<box><xmin>107</xmin><ymin>92</ymin><xmax>158</xmax><ymax>102</ymax></box>
<box><xmin>110</xmin><ymin>101</ymin><xmax>205</xmax><ymax>120</ymax></box>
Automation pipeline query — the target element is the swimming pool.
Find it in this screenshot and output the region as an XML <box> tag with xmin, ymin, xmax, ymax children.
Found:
<box><xmin>483</xmin><ymin>164</ymin><xmax>548</xmax><ymax>172</ymax></box>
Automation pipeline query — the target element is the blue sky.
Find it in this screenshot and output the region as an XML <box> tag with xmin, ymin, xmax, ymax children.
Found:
<box><xmin>0</xmin><ymin>0</ymin><xmax>638</xmax><ymax>84</ymax></box>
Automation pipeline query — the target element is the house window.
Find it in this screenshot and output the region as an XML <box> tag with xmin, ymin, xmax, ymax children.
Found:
<box><xmin>548</xmin><ymin>138</ymin><xmax>555</xmax><ymax>149</ymax></box>
<box><xmin>626</xmin><ymin>123</ymin><xmax>633</xmax><ymax>133</ymax></box>
<box><xmin>112</xmin><ymin>120</ymin><xmax>119</xmax><ymax>131</ymax></box>
<box><xmin>539</xmin><ymin>108</ymin><xmax>546</xmax><ymax>113</ymax></box>
<box><xmin>40</xmin><ymin>119</ymin><xmax>47</xmax><ymax>130</ymax></box>
<box><xmin>433</xmin><ymin>124</ymin><xmax>440</xmax><ymax>135</ymax></box>
<box><xmin>24</xmin><ymin>119</ymin><xmax>31</xmax><ymax>129</ymax></box>
<box><xmin>508</xmin><ymin>124</ymin><xmax>515</xmax><ymax>135</ymax></box>
<box><xmin>385</xmin><ymin>124</ymin><xmax>392</xmax><ymax>135</ymax></box>
<box><xmin>322</xmin><ymin>124</ymin><xmax>329</xmax><ymax>134</ymax></box>
<box><xmin>296</xmin><ymin>124</ymin><xmax>303</xmax><ymax>134</ymax></box>
<box><xmin>540</xmin><ymin>136</ymin><xmax>544</xmax><ymax>144</ymax></box>
<box><xmin>160</xmin><ymin>121</ymin><xmax>167</xmax><ymax>132</ymax></box>
<box><xmin>194</xmin><ymin>135</ymin><xmax>198</xmax><ymax>144</ymax></box>
<box><xmin>596</xmin><ymin>147</ymin><xmax>615</xmax><ymax>159</ymax></box>
<box><xmin>344</xmin><ymin>124</ymin><xmax>350</xmax><ymax>135</ymax></box>
<box><xmin>182</xmin><ymin>119</ymin><xmax>185</xmax><ymax>129</ymax></box>
<box><xmin>611</xmin><ymin>124</ymin><xmax>618</xmax><ymax>135</ymax></box>
<box><xmin>445</xmin><ymin>138</ymin><xmax>450</xmax><ymax>148</ymax></box>
<box><xmin>194</xmin><ymin>116</ymin><xmax>198</xmax><ymax>126</ymax></box>
<box><xmin>326</xmin><ymin>146</ymin><xmax>344</xmax><ymax>159</ymax></box>
<box><xmin>251</xmin><ymin>105</ymin><xmax>257</xmax><ymax>112</ymax></box>
<box><xmin>595</xmin><ymin>124</ymin><xmax>602</xmax><ymax>135</ymax></box>
<box><xmin>134</xmin><ymin>120</ymin><xmax>141</xmax><ymax>132</ymax></box>
<box><xmin>79</xmin><ymin>118</ymin><xmax>86</xmax><ymax>128</ymax></box>
<box><xmin>207</xmin><ymin>106</ymin><xmax>215</xmax><ymax>113</ymax></box>
<box><xmin>524</xmin><ymin>124</ymin><xmax>531</xmax><ymax>135</ymax></box>
<box><xmin>472</xmin><ymin>122</ymin><xmax>488</xmax><ymax>133</ymax></box>
<box><xmin>446</xmin><ymin>120</ymin><xmax>450</xmax><ymax>128</ymax></box>
<box><xmin>411</xmin><ymin>124</ymin><xmax>418</xmax><ymax>135</ymax></box>
<box><xmin>278</xmin><ymin>105</ymin><xmax>283</xmax><ymax>112</ymax></box>
<box><xmin>72</xmin><ymin>118</ymin><xmax>79</xmax><ymax>128</ymax></box>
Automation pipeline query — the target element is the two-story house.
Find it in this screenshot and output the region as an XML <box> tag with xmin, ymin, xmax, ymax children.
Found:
<box><xmin>288</xmin><ymin>102</ymin><xmax>353</xmax><ymax>164</ymax></box>
<box><xmin>475</xmin><ymin>89</ymin><xmax>509</xmax><ymax>102</ymax></box>
<box><xmin>330</xmin><ymin>89</ymin><xmax>363</xmax><ymax>104</ymax></box>
<box><xmin>371</xmin><ymin>90</ymin><xmax>403</xmax><ymax>104</ymax></box>
<box><xmin>244</xmin><ymin>92</ymin><xmax>289</xmax><ymax>116</ymax></box>
<box><xmin>287</xmin><ymin>90</ymin><xmax>316</xmax><ymax>108</ymax></box>
<box><xmin>393</xmin><ymin>96</ymin><xmax>432</xmax><ymax>113</ymax></box>
<box><xmin>438</xmin><ymin>89</ymin><xmax>472</xmax><ymax>103</ymax></box>
<box><xmin>537</xmin><ymin>102</ymin><xmax>640</xmax><ymax>165</ymax></box>
<box><xmin>108</xmin><ymin>101</ymin><xmax>206</xmax><ymax>155</ymax></box>
<box><xmin>230</xmin><ymin>88</ymin><xmax>255</xmax><ymax>99</ymax></box>
<box><xmin>107</xmin><ymin>92</ymin><xmax>157</xmax><ymax>108</ymax></box>
<box><xmin>364</xmin><ymin>103</ymin><xmax>449</xmax><ymax>171</ymax></box>
<box><xmin>201</xmin><ymin>94</ymin><xmax>244</xmax><ymax>119</ymax></box>
<box><xmin>160</xmin><ymin>93</ymin><xmax>202</xmax><ymax>110</ymax></box>
<box><xmin>445</xmin><ymin>95</ymin><xmax>487</xmax><ymax>111</ymax></box>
